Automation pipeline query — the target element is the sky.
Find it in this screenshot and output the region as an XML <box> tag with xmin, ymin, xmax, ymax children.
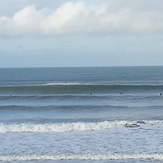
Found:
<box><xmin>0</xmin><ymin>0</ymin><xmax>163</xmax><ymax>67</ymax></box>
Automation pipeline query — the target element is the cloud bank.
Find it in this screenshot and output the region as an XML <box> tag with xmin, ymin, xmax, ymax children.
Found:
<box><xmin>0</xmin><ymin>1</ymin><xmax>163</xmax><ymax>37</ymax></box>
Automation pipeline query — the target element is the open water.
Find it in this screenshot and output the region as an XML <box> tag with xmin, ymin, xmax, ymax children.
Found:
<box><xmin>0</xmin><ymin>67</ymin><xmax>163</xmax><ymax>163</ymax></box>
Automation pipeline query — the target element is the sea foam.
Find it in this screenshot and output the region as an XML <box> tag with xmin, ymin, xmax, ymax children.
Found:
<box><xmin>0</xmin><ymin>154</ymin><xmax>163</xmax><ymax>161</ymax></box>
<box><xmin>0</xmin><ymin>120</ymin><xmax>162</xmax><ymax>133</ymax></box>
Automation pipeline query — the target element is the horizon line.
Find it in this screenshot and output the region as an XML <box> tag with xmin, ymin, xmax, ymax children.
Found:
<box><xmin>0</xmin><ymin>65</ymin><xmax>163</xmax><ymax>69</ymax></box>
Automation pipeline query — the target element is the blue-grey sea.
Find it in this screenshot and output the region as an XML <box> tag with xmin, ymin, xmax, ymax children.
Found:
<box><xmin>0</xmin><ymin>67</ymin><xmax>163</xmax><ymax>163</ymax></box>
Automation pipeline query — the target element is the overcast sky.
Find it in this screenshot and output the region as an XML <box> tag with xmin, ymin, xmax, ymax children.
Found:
<box><xmin>0</xmin><ymin>0</ymin><xmax>163</xmax><ymax>67</ymax></box>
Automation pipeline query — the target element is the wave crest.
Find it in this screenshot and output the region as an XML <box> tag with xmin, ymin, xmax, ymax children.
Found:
<box><xmin>1</xmin><ymin>84</ymin><xmax>163</xmax><ymax>94</ymax></box>
<box><xmin>0</xmin><ymin>120</ymin><xmax>162</xmax><ymax>133</ymax></box>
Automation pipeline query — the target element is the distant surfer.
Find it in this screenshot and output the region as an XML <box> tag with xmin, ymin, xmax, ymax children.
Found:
<box><xmin>90</xmin><ymin>93</ymin><xmax>92</xmax><ymax>95</ymax></box>
<box><xmin>160</xmin><ymin>93</ymin><xmax>162</xmax><ymax>96</ymax></box>
<box><xmin>120</xmin><ymin>92</ymin><xmax>123</xmax><ymax>94</ymax></box>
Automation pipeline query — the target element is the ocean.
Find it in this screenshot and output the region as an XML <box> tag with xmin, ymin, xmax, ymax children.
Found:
<box><xmin>0</xmin><ymin>66</ymin><xmax>163</xmax><ymax>163</ymax></box>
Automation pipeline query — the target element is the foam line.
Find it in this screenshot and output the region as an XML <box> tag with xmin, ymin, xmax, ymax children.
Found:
<box><xmin>0</xmin><ymin>154</ymin><xmax>163</xmax><ymax>161</ymax></box>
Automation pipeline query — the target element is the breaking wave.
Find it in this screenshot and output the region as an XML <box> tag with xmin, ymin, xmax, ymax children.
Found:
<box><xmin>0</xmin><ymin>120</ymin><xmax>162</xmax><ymax>133</ymax></box>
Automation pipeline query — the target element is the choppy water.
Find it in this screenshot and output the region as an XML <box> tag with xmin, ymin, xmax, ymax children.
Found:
<box><xmin>0</xmin><ymin>67</ymin><xmax>163</xmax><ymax>163</ymax></box>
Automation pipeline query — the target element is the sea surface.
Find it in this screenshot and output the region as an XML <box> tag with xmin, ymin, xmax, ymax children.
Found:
<box><xmin>0</xmin><ymin>66</ymin><xmax>163</xmax><ymax>163</ymax></box>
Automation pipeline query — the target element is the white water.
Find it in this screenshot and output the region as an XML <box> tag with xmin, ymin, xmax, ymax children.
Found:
<box><xmin>0</xmin><ymin>154</ymin><xmax>163</xmax><ymax>161</ymax></box>
<box><xmin>0</xmin><ymin>120</ymin><xmax>162</xmax><ymax>162</ymax></box>
<box><xmin>0</xmin><ymin>120</ymin><xmax>162</xmax><ymax>133</ymax></box>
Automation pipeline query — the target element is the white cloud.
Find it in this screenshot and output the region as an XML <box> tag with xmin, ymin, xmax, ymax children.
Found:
<box><xmin>0</xmin><ymin>1</ymin><xmax>163</xmax><ymax>37</ymax></box>
<box><xmin>0</xmin><ymin>5</ymin><xmax>45</xmax><ymax>37</ymax></box>
<box><xmin>42</xmin><ymin>2</ymin><xmax>85</xmax><ymax>35</ymax></box>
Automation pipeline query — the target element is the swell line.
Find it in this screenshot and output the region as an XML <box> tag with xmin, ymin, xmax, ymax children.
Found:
<box><xmin>1</xmin><ymin>84</ymin><xmax>163</xmax><ymax>94</ymax></box>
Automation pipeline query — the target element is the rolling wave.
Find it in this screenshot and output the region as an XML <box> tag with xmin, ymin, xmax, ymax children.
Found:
<box><xmin>0</xmin><ymin>84</ymin><xmax>163</xmax><ymax>94</ymax></box>
<box><xmin>0</xmin><ymin>104</ymin><xmax>135</xmax><ymax>110</ymax></box>
<box><xmin>0</xmin><ymin>104</ymin><xmax>162</xmax><ymax>111</ymax></box>
<box><xmin>0</xmin><ymin>154</ymin><xmax>163</xmax><ymax>161</ymax></box>
<box><xmin>0</xmin><ymin>120</ymin><xmax>162</xmax><ymax>133</ymax></box>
